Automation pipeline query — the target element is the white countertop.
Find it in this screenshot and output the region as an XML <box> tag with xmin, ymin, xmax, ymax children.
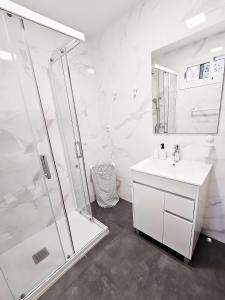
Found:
<box><xmin>130</xmin><ymin>157</ymin><xmax>213</xmax><ymax>186</ymax></box>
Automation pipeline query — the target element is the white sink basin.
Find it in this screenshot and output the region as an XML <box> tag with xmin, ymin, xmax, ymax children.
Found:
<box><xmin>131</xmin><ymin>157</ymin><xmax>213</xmax><ymax>186</ymax></box>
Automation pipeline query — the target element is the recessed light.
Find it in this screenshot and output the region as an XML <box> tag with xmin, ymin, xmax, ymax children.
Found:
<box><xmin>185</xmin><ymin>13</ymin><xmax>206</xmax><ymax>29</ymax></box>
<box><xmin>210</xmin><ymin>46</ymin><xmax>223</xmax><ymax>53</ymax></box>
<box><xmin>0</xmin><ymin>50</ymin><xmax>16</xmax><ymax>61</ymax></box>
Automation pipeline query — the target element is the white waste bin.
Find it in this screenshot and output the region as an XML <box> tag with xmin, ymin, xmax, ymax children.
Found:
<box><xmin>91</xmin><ymin>163</ymin><xmax>119</xmax><ymax>208</ymax></box>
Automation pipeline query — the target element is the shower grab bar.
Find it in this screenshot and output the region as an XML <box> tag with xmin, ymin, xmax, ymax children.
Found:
<box><xmin>74</xmin><ymin>139</ymin><xmax>82</xmax><ymax>158</ymax></box>
<box><xmin>40</xmin><ymin>155</ymin><xmax>52</xmax><ymax>179</ymax></box>
<box><xmin>191</xmin><ymin>108</ymin><xmax>220</xmax><ymax>117</ymax></box>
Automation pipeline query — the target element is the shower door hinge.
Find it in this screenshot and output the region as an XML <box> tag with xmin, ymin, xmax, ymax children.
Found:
<box><xmin>20</xmin><ymin>18</ymin><xmax>25</xmax><ymax>29</ymax></box>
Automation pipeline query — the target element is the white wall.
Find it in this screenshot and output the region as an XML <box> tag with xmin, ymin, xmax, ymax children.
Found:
<box><xmin>88</xmin><ymin>0</ymin><xmax>225</xmax><ymax>243</ymax></box>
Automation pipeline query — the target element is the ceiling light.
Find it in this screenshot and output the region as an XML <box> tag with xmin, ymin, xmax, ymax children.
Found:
<box><xmin>185</xmin><ymin>13</ymin><xmax>206</xmax><ymax>29</ymax></box>
<box><xmin>210</xmin><ymin>46</ymin><xmax>223</xmax><ymax>53</ymax></box>
<box><xmin>0</xmin><ymin>50</ymin><xmax>16</xmax><ymax>61</ymax></box>
<box><xmin>86</xmin><ymin>67</ymin><xmax>95</xmax><ymax>75</ymax></box>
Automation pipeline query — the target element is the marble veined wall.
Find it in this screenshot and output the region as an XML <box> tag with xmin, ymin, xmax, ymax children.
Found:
<box><xmin>89</xmin><ymin>0</ymin><xmax>225</xmax><ymax>243</ymax></box>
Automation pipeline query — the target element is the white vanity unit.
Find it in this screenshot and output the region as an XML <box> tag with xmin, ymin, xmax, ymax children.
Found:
<box><xmin>131</xmin><ymin>157</ymin><xmax>212</xmax><ymax>261</ymax></box>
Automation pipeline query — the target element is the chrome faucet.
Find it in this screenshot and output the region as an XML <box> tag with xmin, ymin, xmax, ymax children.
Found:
<box><xmin>172</xmin><ymin>144</ymin><xmax>180</xmax><ymax>163</ymax></box>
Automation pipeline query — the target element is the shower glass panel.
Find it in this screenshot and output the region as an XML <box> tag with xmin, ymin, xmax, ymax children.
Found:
<box><xmin>152</xmin><ymin>68</ymin><xmax>177</xmax><ymax>133</ymax></box>
<box><xmin>0</xmin><ymin>11</ymin><xmax>68</xmax><ymax>300</ymax></box>
<box><xmin>49</xmin><ymin>54</ymin><xmax>92</xmax><ymax>217</ymax></box>
<box><xmin>20</xmin><ymin>18</ymin><xmax>100</xmax><ymax>254</ymax></box>
<box><xmin>4</xmin><ymin>10</ymin><xmax>76</xmax><ymax>259</ymax></box>
<box><xmin>22</xmin><ymin>18</ymin><xmax>92</xmax><ymax>219</ymax></box>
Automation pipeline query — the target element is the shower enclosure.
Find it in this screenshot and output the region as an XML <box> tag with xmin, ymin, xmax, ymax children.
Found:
<box><xmin>152</xmin><ymin>66</ymin><xmax>177</xmax><ymax>133</ymax></box>
<box><xmin>0</xmin><ymin>9</ymin><xmax>108</xmax><ymax>300</ymax></box>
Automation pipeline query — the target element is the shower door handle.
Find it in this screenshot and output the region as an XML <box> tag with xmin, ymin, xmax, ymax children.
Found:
<box><xmin>40</xmin><ymin>155</ymin><xmax>52</xmax><ymax>179</ymax></box>
<box><xmin>74</xmin><ymin>140</ymin><xmax>82</xmax><ymax>159</ymax></box>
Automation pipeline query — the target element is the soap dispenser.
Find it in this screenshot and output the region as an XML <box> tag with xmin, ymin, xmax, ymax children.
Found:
<box><xmin>159</xmin><ymin>143</ymin><xmax>167</xmax><ymax>160</ymax></box>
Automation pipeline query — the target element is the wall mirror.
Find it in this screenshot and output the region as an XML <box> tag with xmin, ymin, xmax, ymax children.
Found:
<box><xmin>151</xmin><ymin>23</ymin><xmax>225</xmax><ymax>134</ymax></box>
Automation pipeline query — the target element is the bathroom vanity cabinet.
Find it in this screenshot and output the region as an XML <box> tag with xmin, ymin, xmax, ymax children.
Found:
<box><xmin>131</xmin><ymin>158</ymin><xmax>212</xmax><ymax>261</ymax></box>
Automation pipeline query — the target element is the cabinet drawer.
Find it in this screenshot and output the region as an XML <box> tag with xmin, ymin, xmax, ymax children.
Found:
<box><xmin>163</xmin><ymin>212</ymin><xmax>193</xmax><ymax>258</ymax></box>
<box><xmin>165</xmin><ymin>193</ymin><xmax>194</xmax><ymax>221</ymax></box>
<box><xmin>131</xmin><ymin>170</ymin><xmax>198</xmax><ymax>199</ymax></box>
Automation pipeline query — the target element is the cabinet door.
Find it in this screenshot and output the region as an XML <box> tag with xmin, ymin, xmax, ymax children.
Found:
<box><xmin>163</xmin><ymin>212</ymin><xmax>193</xmax><ymax>258</ymax></box>
<box><xmin>133</xmin><ymin>183</ymin><xmax>164</xmax><ymax>242</ymax></box>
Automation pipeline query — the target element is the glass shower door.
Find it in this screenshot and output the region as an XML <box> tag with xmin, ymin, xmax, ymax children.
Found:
<box><xmin>49</xmin><ymin>54</ymin><xmax>92</xmax><ymax>218</ymax></box>
<box><xmin>20</xmin><ymin>16</ymin><xmax>101</xmax><ymax>254</ymax></box>
<box><xmin>47</xmin><ymin>44</ymin><xmax>105</xmax><ymax>254</ymax></box>
<box><xmin>0</xmin><ymin>11</ymin><xmax>72</xmax><ymax>300</ymax></box>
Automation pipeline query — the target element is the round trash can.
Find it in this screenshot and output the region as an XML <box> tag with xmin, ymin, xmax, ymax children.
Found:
<box><xmin>91</xmin><ymin>163</ymin><xmax>119</xmax><ymax>208</ymax></box>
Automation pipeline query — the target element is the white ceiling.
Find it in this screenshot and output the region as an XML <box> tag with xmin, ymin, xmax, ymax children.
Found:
<box><xmin>11</xmin><ymin>0</ymin><xmax>138</xmax><ymax>36</ymax></box>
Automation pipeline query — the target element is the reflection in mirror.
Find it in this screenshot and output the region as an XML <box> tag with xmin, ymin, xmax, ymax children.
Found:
<box><xmin>152</xmin><ymin>24</ymin><xmax>225</xmax><ymax>134</ymax></box>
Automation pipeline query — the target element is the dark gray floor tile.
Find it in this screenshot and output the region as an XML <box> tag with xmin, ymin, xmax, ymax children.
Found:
<box><xmin>40</xmin><ymin>200</ymin><xmax>225</xmax><ymax>300</ymax></box>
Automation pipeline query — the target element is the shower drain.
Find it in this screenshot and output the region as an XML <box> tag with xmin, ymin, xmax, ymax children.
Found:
<box><xmin>32</xmin><ymin>247</ymin><xmax>50</xmax><ymax>264</ymax></box>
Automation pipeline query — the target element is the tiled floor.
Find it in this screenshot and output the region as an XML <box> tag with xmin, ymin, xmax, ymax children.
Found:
<box><xmin>40</xmin><ymin>200</ymin><xmax>225</xmax><ymax>300</ymax></box>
